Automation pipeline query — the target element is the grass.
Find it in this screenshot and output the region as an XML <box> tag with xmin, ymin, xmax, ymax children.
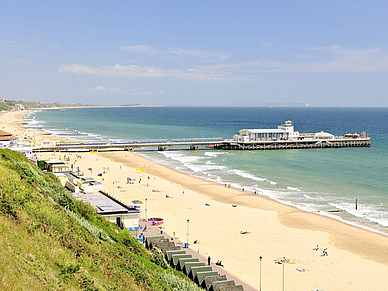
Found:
<box><xmin>0</xmin><ymin>149</ymin><xmax>201</xmax><ymax>290</ymax></box>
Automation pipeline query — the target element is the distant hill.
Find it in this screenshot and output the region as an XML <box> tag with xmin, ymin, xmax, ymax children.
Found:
<box><xmin>0</xmin><ymin>99</ymin><xmax>89</xmax><ymax>111</ymax></box>
<box><xmin>0</xmin><ymin>149</ymin><xmax>201</xmax><ymax>290</ymax></box>
<box><xmin>0</xmin><ymin>100</ymin><xmax>159</xmax><ymax>111</ymax></box>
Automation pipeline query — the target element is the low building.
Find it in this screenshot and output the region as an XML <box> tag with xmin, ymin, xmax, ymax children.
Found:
<box><xmin>0</xmin><ymin>130</ymin><xmax>18</xmax><ymax>147</ymax></box>
<box><xmin>76</xmin><ymin>177</ymin><xmax>104</xmax><ymax>193</ymax></box>
<box><xmin>15</xmin><ymin>104</ymin><xmax>25</xmax><ymax>110</ymax></box>
<box><xmin>64</xmin><ymin>173</ymin><xmax>142</xmax><ymax>238</ymax></box>
<box><xmin>9</xmin><ymin>145</ymin><xmax>33</xmax><ymax>158</ymax></box>
<box><xmin>45</xmin><ymin>159</ymin><xmax>70</xmax><ymax>173</ymax></box>
<box><xmin>73</xmin><ymin>191</ymin><xmax>142</xmax><ymax>237</ymax></box>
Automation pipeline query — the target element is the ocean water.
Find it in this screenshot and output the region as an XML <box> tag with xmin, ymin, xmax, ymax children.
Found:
<box><xmin>25</xmin><ymin>107</ymin><xmax>388</xmax><ymax>234</ymax></box>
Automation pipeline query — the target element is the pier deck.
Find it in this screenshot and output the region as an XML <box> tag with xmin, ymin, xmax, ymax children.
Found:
<box><xmin>32</xmin><ymin>137</ymin><xmax>371</xmax><ymax>153</ymax></box>
<box><xmin>217</xmin><ymin>137</ymin><xmax>371</xmax><ymax>150</ymax></box>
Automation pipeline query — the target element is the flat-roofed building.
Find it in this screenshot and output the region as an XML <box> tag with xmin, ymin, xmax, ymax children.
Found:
<box><xmin>45</xmin><ymin>159</ymin><xmax>70</xmax><ymax>173</ymax></box>
<box><xmin>234</xmin><ymin>121</ymin><xmax>300</xmax><ymax>142</ymax></box>
<box><xmin>73</xmin><ymin>191</ymin><xmax>142</xmax><ymax>237</ymax></box>
<box><xmin>0</xmin><ymin>130</ymin><xmax>18</xmax><ymax>147</ymax></box>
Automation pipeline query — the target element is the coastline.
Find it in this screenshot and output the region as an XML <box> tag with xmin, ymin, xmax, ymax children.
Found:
<box><xmin>3</xmin><ymin>109</ymin><xmax>388</xmax><ymax>290</ymax></box>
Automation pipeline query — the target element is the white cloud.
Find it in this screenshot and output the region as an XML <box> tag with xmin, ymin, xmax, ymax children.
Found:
<box><xmin>0</xmin><ymin>40</ymin><xmax>25</xmax><ymax>46</ymax></box>
<box><xmin>200</xmin><ymin>45</ymin><xmax>388</xmax><ymax>73</ymax></box>
<box><xmin>61</xmin><ymin>46</ymin><xmax>388</xmax><ymax>83</ymax></box>
<box><xmin>166</xmin><ymin>48</ymin><xmax>232</xmax><ymax>62</ymax></box>
<box><xmin>61</xmin><ymin>63</ymin><xmax>170</xmax><ymax>78</ymax></box>
<box><xmin>60</xmin><ymin>63</ymin><xmax>230</xmax><ymax>81</ymax></box>
<box><xmin>278</xmin><ymin>45</ymin><xmax>388</xmax><ymax>72</ymax></box>
<box><xmin>87</xmin><ymin>86</ymin><xmax>122</xmax><ymax>92</ymax></box>
<box><xmin>87</xmin><ymin>86</ymin><xmax>150</xmax><ymax>96</ymax></box>
<box><xmin>120</xmin><ymin>44</ymin><xmax>157</xmax><ymax>53</ymax></box>
<box><xmin>261</xmin><ymin>41</ymin><xmax>274</xmax><ymax>48</ymax></box>
<box><xmin>120</xmin><ymin>44</ymin><xmax>231</xmax><ymax>62</ymax></box>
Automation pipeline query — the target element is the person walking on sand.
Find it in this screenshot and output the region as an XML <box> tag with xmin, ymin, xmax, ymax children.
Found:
<box><xmin>207</xmin><ymin>256</ymin><xmax>211</xmax><ymax>265</ymax></box>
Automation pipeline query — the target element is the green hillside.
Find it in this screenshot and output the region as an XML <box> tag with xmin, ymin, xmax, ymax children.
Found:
<box><xmin>0</xmin><ymin>100</ymin><xmax>87</xmax><ymax>110</ymax></box>
<box><xmin>0</xmin><ymin>149</ymin><xmax>201</xmax><ymax>290</ymax></box>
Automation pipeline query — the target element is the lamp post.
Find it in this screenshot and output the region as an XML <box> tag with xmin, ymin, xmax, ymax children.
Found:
<box><xmin>186</xmin><ymin>219</ymin><xmax>190</xmax><ymax>248</ymax></box>
<box><xmin>282</xmin><ymin>261</ymin><xmax>285</xmax><ymax>291</ymax></box>
<box><xmin>112</xmin><ymin>181</ymin><xmax>115</xmax><ymax>196</ymax></box>
<box><xmin>259</xmin><ymin>256</ymin><xmax>262</xmax><ymax>291</ymax></box>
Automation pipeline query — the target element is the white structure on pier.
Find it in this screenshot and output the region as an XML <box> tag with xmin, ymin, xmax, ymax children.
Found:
<box><xmin>234</xmin><ymin>120</ymin><xmax>300</xmax><ymax>142</ymax></box>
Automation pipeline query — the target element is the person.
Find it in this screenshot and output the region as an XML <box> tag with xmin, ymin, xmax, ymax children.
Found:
<box><xmin>207</xmin><ymin>256</ymin><xmax>211</xmax><ymax>265</ymax></box>
<box><xmin>313</xmin><ymin>245</ymin><xmax>319</xmax><ymax>251</ymax></box>
<box><xmin>321</xmin><ymin>248</ymin><xmax>328</xmax><ymax>256</ymax></box>
<box><xmin>281</xmin><ymin>257</ymin><xmax>286</xmax><ymax>263</ymax></box>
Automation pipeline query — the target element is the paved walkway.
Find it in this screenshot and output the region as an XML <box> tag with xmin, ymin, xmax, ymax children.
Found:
<box><xmin>140</xmin><ymin>220</ymin><xmax>257</xmax><ymax>291</ymax></box>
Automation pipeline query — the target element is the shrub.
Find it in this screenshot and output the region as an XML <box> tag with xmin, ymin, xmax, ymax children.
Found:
<box><xmin>150</xmin><ymin>247</ymin><xmax>169</xmax><ymax>269</ymax></box>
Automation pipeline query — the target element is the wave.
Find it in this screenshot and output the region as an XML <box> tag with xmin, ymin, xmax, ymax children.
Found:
<box><xmin>231</xmin><ymin>169</ymin><xmax>266</xmax><ymax>182</ymax></box>
<box><xmin>204</xmin><ymin>151</ymin><xmax>229</xmax><ymax>157</ymax></box>
<box><xmin>287</xmin><ymin>186</ymin><xmax>301</xmax><ymax>191</ymax></box>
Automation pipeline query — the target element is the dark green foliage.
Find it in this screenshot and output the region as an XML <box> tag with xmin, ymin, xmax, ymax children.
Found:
<box><xmin>37</xmin><ymin>160</ymin><xmax>46</xmax><ymax>170</ymax></box>
<box><xmin>116</xmin><ymin>229</ymin><xmax>149</xmax><ymax>257</ymax></box>
<box><xmin>74</xmin><ymin>199</ymin><xmax>96</xmax><ymax>221</ymax></box>
<box><xmin>150</xmin><ymin>247</ymin><xmax>169</xmax><ymax>269</ymax></box>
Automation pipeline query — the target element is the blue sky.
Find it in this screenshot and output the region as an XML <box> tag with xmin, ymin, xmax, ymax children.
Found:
<box><xmin>1</xmin><ymin>1</ymin><xmax>388</xmax><ymax>107</ymax></box>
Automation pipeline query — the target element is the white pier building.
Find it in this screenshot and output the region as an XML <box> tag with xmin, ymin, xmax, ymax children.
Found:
<box><xmin>234</xmin><ymin>120</ymin><xmax>300</xmax><ymax>142</ymax></box>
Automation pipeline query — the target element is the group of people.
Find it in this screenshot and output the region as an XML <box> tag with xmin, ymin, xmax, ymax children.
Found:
<box><xmin>207</xmin><ymin>256</ymin><xmax>224</xmax><ymax>267</ymax></box>
<box><xmin>314</xmin><ymin>245</ymin><xmax>328</xmax><ymax>256</ymax></box>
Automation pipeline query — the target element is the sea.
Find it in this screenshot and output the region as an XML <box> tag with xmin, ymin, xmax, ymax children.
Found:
<box><xmin>23</xmin><ymin>107</ymin><xmax>388</xmax><ymax>235</ymax></box>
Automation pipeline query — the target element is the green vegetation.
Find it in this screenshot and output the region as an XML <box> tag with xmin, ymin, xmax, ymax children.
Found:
<box><xmin>0</xmin><ymin>99</ymin><xmax>88</xmax><ymax>111</ymax></box>
<box><xmin>0</xmin><ymin>149</ymin><xmax>201</xmax><ymax>290</ymax></box>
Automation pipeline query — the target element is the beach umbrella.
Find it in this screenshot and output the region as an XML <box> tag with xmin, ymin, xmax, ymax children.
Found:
<box><xmin>131</xmin><ymin>200</ymin><xmax>143</xmax><ymax>204</ymax></box>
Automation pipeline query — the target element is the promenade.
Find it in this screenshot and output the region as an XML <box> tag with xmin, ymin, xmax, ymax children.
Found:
<box><xmin>140</xmin><ymin>219</ymin><xmax>257</xmax><ymax>291</ymax></box>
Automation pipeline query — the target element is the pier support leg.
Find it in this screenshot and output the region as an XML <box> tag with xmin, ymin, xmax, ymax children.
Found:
<box><xmin>190</xmin><ymin>145</ymin><xmax>200</xmax><ymax>150</ymax></box>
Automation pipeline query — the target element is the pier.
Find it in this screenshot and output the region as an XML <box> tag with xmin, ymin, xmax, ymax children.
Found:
<box><xmin>32</xmin><ymin>121</ymin><xmax>371</xmax><ymax>153</ymax></box>
<box><xmin>216</xmin><ymin>138</ymin><xmax>371</xmax><ymax>150</ymax></box>
<box><xmin>32</xmin><ymin>136</ymin><xmax>371</xmax><ymax>153</ymax></box>
<box><xmin>32</xmin><ymin>138</ymin><xmax>225</xmax><ymax>152</ymax></box>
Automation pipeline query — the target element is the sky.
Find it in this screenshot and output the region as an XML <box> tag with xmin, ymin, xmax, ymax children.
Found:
<box><xmin>1</xmin><ymin>1</ymin><xmax>388</xmax><ymax>107</ymax></box>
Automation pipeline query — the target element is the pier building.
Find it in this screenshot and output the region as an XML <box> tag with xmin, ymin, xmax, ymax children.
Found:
<box><xmin>234</xmin><ymin>120</ymin><xmax>299</xmax><ymax>142</ymax></box>
<box><xmin>217</xmin><ymin>120</ymin><xmax>370</xmax><ymax>150</ymax></box>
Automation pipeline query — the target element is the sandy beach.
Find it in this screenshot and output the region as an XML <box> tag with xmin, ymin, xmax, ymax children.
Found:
<box><xmin>2</xmin><ymin>110</ymin><xmax>388</xmax><ymax>291</ymax></box>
